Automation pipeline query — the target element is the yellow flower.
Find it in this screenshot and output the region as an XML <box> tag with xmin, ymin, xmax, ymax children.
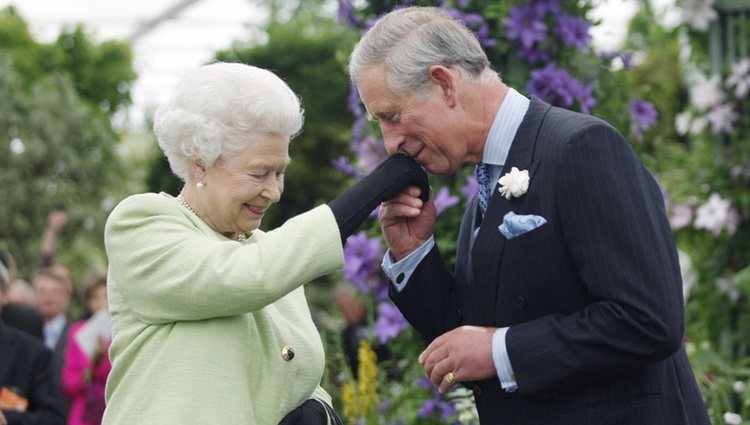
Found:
<box><xmin>342</xmin><ymin>340</ymin><xmax>380</xmax><ymax>424</ymax></box>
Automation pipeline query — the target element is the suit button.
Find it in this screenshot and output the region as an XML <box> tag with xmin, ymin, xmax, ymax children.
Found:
<box><xmin>281</xmin><ymin>346</ymin><xmax>295</xmax><ymax>361</ymax></box>
<box><xmin>395</xmin><ymin>273</ymin><xmax>405</xmax><ymax>284</ymax></box>
<box><xmin>516</xmin><ymin>296</ymin><xmax>527</xmax><ymax>309</ymax></box>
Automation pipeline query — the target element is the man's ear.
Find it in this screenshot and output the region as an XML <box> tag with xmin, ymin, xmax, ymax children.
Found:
<box><xmin>428</xmin><ymin>65</ymin><xmax>458</xmax><ymax>108</ymax></box>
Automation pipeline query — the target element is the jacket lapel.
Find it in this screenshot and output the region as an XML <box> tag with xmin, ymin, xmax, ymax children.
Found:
<box><xmin>471</xmin><ymin>96</ymin><xmax>551</xmax><ymax>323</ymax></box>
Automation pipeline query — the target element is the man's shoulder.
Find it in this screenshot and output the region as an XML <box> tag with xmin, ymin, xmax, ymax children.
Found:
<box><xmin>0</xmin><ymin>320</ymin><xmax>47</xmax><ymax>355</ymax></box>
<box><xmin>1</xmin><ymin>304</ymin><xmax>44</xmax><ymax>340</ymax></box>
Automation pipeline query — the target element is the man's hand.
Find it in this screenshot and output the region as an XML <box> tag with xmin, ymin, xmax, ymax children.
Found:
<box><xmin>379</xmin><ymin>186</ymin><xmax>436</xmax><ymax>261</ymax></box>
<box><xmin>46</xmin><ymin>210</ymin><xmax>68</xmax><ymax>233</ymax></box>
<box><xmin>419</xmin><ymin>326</ymin><xmax>497</xmax><ymax>393</ymax></box>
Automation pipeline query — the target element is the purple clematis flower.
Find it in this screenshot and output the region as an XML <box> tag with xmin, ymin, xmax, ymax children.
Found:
<box><xmin>556</xmin><ymin>14</ymin><xmax>592</xmax><ymax>50</ymax></box>
<box><xmin>629</xmin><ymin>99</ymin><xmax>659</xmax><ymax>138</ymax></box>
<box><xmin>460</xmin><ymin>174</ymin><xmax>478</xmax><ymax>199</ymax></box>
<box><xmin>434</xmin><ymin>187</ymin><xmax>460</xmax><ymax>216</ymax></box>
<box><xmin>373</xmin><ymin>302</ymin><xmax>409</xmax><ymax>344</ymax></box>
<box><xmin>344</xmin><ymin>232</ymin><xmax>388</xmax><ymax>298</ymax></box>
<box><xmin>505</xmin><ymin>4</ymin><xmax>548</xmax><ymax>50</ymax></box>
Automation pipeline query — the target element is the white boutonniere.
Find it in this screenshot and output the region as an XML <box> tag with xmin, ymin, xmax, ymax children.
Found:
<box><xmin>498</xmin><ymin>167</ymin><xmax>529</xmax><ymax>199</ymax></box>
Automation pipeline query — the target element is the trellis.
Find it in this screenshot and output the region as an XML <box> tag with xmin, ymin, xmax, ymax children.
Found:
<box><xmin>710</xmin><ymin>0</ymin><xmax>750</xmax><ymax>136</ymax></box>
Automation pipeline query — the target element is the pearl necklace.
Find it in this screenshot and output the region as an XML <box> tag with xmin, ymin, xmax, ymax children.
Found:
<box><xmin>176</xmin><ymin>194</ymin><xmax>247</xmax><ymax>242</ymax></box>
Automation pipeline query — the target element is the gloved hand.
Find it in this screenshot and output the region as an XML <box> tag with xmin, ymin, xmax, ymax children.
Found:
<box><xmin>328</xmin><ymin>153</ymin><xmax>429</xmax><ymax>242</ymax></box>
<box><xmin>278</xmin><ymin>399</ymin><xmax>327</xmax><ymax>425</ymax></box>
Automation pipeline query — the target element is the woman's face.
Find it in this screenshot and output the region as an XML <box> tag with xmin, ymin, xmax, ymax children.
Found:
<box><xmin>197</xmin><ymin>133</ymin><xmax>290</xmax><ymax>237</ymax></box>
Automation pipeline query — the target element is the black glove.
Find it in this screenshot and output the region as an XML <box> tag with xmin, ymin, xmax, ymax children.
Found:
<box><xmin>328</xmin><ymin>153</ymin><xmax>429</xmax><ymax>242</ymax></box>
<box><xmin>279</xmin><ymin>399</ymin><xmax>342</xmax><ymax>425</ymax></box>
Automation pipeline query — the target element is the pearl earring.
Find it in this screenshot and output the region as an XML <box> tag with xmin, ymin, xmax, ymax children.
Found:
<box><xmin>196</xmin><ymin>180</ymin><xmax>205</xmax><ymax>189</ymax></box>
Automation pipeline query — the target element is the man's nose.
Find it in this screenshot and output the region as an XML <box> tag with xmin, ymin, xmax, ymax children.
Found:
<box><xmin>381</xmin><ymin>125</ymin><xmax>402</xmax><ymax>155</ymax></box>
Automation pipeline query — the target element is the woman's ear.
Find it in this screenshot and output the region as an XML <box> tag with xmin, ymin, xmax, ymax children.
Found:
<box><xmin>428</xmin><ymin>65</ymin><xmax>457</xmax><ymax>108</ymax></box>
<box><xmin>191</xmin><ymin>158</ymin><xmax>208</xmax><ymax>183</ymax></box>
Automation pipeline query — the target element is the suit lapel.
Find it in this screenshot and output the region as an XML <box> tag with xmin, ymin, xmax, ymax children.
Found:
<box><xmin>471</xmin><ymin>96</ymin><xmax>551</xmax><ymax>323</ymax></box>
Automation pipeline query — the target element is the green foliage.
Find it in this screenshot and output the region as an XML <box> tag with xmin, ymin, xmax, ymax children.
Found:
<box><xmin>0</xmin><ymin>8</ymin><xmax>135</xmax><ymax>283</ymax></box>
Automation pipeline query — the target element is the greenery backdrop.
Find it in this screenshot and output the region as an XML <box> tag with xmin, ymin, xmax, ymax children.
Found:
<box><xmin>0</xmin><ymin>0</ymin><xmax>748</xmax><ymax>424</ymax></box>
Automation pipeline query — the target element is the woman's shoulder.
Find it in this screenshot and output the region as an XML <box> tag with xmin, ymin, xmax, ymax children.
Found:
<box><xmin>105</xmin><ymin>192</ymin><xmax>182</xmax><ymax>231</ymax></box>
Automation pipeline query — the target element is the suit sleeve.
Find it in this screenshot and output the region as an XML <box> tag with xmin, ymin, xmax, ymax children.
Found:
<box><xmin>506</xmin><ymin>123</ymin><xmax>684</xmax><ymax>395</ymax></box>
<box><xmin>3</xmin><ymin>347</ymin><xmax>65</xmax><ymax>425</ymax></box>
<box><xmin>390</xmin><ymin>245</ymin><xmax>460</xmax><ymax>343</ymax></box>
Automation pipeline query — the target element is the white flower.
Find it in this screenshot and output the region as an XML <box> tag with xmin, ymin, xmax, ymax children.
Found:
<box><xmin>675</xmin><ymin>111</ymin><xmax>693</xmax><ymax>135</ymax></box>
<box><xmin>498</xmin><ymin>167</ymin><xmax>529</xmax><ymax>199</ymax></box>
<box><xmin>723</xmin><ymin>411</ymin><xmax>742</xmax><ymax>425</ymax></box>
<box><xmin>690</xmin><ymin>73</ymin><xmax>725</xmax><ymax>111</ymax></box>
<box><xmin>678</xmin><ymin>250</ymin><xmax>696</xmax><ymax>302</ymax></box>
<box><xmin>681</xmin><ymin>0</ymin><xmax>718</xmax><ymax>31</ymax></box>
<box><xmin>694</xmin><ymin>193</ymin><xmax>735</xmax><ymax>235</ymax></box>
<box><xmin>670</xmin><ymin>204</ymin><xmax>693</xmax><ymax>229</ymax></box>
<box><xmin>726</xmin><ymin>58</ymin><xmax>750</xmax><ymax>99</ymax></box>
<box><xmin>733</xmin><ymin>381</ymin><xmax>746</xmax><ymax>393</ymax></box>
<box><xmin>706</xmin><ymin>103</ymin><xmax>738</xmax><ymax>134</ymax></box>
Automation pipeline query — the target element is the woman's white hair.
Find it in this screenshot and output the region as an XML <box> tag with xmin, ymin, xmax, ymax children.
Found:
<box><xmin>154</xmin><ymin>62</ymin><xmax>304</xmax><ymax>183</ymax></box>
<box><xmin>349</xmin><ymin>7</ymin><xmax>498</xmax><ymax>97</ymax></box>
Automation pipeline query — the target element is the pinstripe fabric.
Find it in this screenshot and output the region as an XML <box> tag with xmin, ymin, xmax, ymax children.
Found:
<box><xmin>391</xmin><ymin>97</ymin><xmax>710</xmax><ymax>424</ymax></box>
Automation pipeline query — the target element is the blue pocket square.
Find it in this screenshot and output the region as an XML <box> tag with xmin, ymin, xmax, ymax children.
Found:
<box><xmin>498</xmin><ymin>211</ymin><xmax>547</xmax><ymax>240</ymax></box>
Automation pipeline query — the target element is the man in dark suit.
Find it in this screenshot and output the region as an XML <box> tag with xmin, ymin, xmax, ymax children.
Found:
<box><xmin>348</xmin><ymin>7</ymin><xmax>710</xmax><ymax>424</ymax></box>
<box><xmin>0</xmin><ymin>260</ymin><xmax>66</xmax><ymax>425</ymax></box>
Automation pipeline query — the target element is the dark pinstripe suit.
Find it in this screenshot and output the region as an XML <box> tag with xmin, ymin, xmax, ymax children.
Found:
<box><xmin>392</xmin><ymin>97</ymin><xmax>710</xmax><ymax>424</ymax></box>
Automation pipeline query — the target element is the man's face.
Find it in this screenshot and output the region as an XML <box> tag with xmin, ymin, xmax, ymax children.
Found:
<box><xmin>357</xmin><ymin>64</ymin><xmax>469</xmax><ymax>176</ymax></box>
<box><xmin>34</xmin><ymin>275</ymin><xmax>70</xmax><ymax>321</ymax></box>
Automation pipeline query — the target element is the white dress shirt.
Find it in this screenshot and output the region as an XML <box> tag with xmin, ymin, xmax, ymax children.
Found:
<box><xmin>382</xmin><ymin>88</ymin><xmax>530</xmax><ymax>392</ymax></box>
<box><xmin>44</xmin><ymin>313</ymin><xmax>66</xmax><ymax>350</ymax></box>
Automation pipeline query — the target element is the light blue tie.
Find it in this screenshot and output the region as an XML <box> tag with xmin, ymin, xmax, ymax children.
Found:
<box><xmin>476</xmin><ymin>162</ymin><xmax>492</xmax><ymax>215</ymax></box>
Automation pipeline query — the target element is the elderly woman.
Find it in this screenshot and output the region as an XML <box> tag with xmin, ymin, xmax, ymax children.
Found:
<box><xmin>103</xmin><ymin>62</ymin><xmax>427</xmax><ymax>424</ymax></box>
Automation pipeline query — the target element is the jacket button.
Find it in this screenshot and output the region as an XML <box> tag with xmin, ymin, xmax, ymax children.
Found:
<box><xmin>516</xmin><ymin>296</ymin><xmax>527</xmax><ymax>309</ymax></box>
<box><xmin>395</xmin><ymin>273</ymin><xmax>405</xmax><ymax>284</ymax></box>
<box><xmin>281</xmin><ymin>346</ymin><xmax>295</xmax><ymax>361</ymax></box>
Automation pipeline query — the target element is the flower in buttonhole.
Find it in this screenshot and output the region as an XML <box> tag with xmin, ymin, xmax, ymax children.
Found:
<box><xmin>434</xmin><ymin>187</ymin><xmax>460</xmax><ymax>216</ymax></box>
<box><xmin>629</xmin><ymin>100</ymin><xmax>659</xmax><ymax>139</ymax></box>
<box><xmin>498</xmin><ymin>167</ymin><xmax>530</xmax><ymax>200</ymax></box>
<box><xmin>344</xmin><ymin>232</ymin><xmax>389</xmax><ymax>299</ymax></box>
<box><xmin>726</xmin><ymin>58</ymin><xmax>750</xmax><ymax>98</ymax></box>
<box><xmin>680</xmin><ymin>0</ymin><xmax>718</xmax><ymax>31</ymax></box>
<box><xmin>723</xmin><ymin>412</ymin><xmax>742</xmax><ymax>425</ymax></box>
<box><xmin>373</xmin><ymin>302</ymin><xmax>409</xmax><ymax>344</ymax></box>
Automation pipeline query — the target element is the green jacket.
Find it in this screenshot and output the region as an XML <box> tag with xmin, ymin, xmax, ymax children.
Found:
<box><xmin>103</xmin><ymin>193</ymin><xmax>343</xmax><ymax>424</ymax></box>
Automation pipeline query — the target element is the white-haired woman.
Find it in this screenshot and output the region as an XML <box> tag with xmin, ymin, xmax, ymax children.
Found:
<box><xmin>102</xmin><ymin>62</ymin><xmax>428</xmax><ymax>425</ymax></box>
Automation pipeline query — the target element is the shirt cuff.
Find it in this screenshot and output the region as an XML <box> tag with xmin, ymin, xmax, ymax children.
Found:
<box><xmin>492</xmin><ymin>327</ymin><xmax>518</xmax><ymax>392</ymax></box>
<box><xmin>380</xmin><ymin>236</ymin><xmax>435</xmax><ymax>292</ymax></box>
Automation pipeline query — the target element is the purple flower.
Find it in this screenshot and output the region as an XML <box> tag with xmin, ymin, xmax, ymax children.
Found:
<box><xmin>343</xmin><ymin>232</ymin><xmax>388</xmax><ymax>298</ymax></box>
<box><xmin>629</xmin><ymin>100</ymin><xmax>659</xmax><ymax>138</ymax></box>
<box><xmin>332</xmin><ymin>156</ymin><xmax>360</xmax><ymax>178</ymax></box>
<box><xmin>460</xmin><ymin>174</ymin><xmax>478</xmax><ymax>199</ymax></box>
<box><xmin>518</xmin><ymin>45</ymin><xmax>550</xmax><ymax>64</ymax></box>
<box><xmin>505</xmin><ymin>5</ymin><xmax>548</xmax><ymax>50</ymax></box>
<box><xmin>527</xmin><ymin>63</ymin><xmax>595</xmax><ymax>113</ymax></box>
<box><xmin>556</xmin><ymin>14</ymin><xmax>592</xmax><ymax>50</ymax></box>
<box><xmin>418</xmin><ymin>395</ymin><xmax>456</xmax><ymax>421</ymax></box>
<box><xmin>356</xmin><ymin>135</ymin><xmax>389</xmax><ymax>174</ymax></box>
<box><xmin>531</xmin><ymin>0</ymin><xmax>561</xmax><ymax>15</ymax></box>
<box><xmin>434</xmin><ymin>186</ymin><xmax>460</xmax><ymax>216</ymax></box>
<box><xmin>373</xmin><ymin>302</ymin><xmax>409</xmax><ymax>344</ymax></box>
<box><xmin>446</xmin><ymin>9</ymin><xmax>496</xmax><ymax>48</ymax></box>
<box><xmin>336</xmin><ymin>0</ymin><xmax>360</xmax><ymax>27</ymax></box>
<box><xmin>348</xmin><ymin>84</ymin><xmax>364</xmax><ymax>118</ymax></box>
<box><xmin>620</xmin><ymin>52</ymin><xmax>635</xmax><ymax>69</ymax></box>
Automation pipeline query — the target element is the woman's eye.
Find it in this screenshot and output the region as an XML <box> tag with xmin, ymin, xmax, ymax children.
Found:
<box><xmin>249</xmin><ymin>172</ymin><xmax>267</xmax><ymax>179</ymax></box>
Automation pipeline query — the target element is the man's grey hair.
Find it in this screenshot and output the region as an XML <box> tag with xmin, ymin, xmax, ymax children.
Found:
<box><xmin>348</xmin><ymin>7</ymin><xmax>498</xmax><ymax>97</ymax></box>
<box><xmin>153</xmin><ymin>62</ymin><xmax>304</xmax><ymax>183</ymax></box>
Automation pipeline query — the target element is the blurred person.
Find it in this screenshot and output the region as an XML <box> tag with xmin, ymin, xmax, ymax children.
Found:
<box><xmin>0</xmin><ymin>250</ymin><xmax>44</xmax><ymax>340</ymax></box>
<box><xmin>33</xmin><ymin>268</ymin><xmax>73</xmax><ymax>399</ymax></box>
<box><xmin>103</xmin><ymin>62</ymin><xmax>427</xmax><ymax>425</ymax></box>
<box><xmin>0</xmin><ymin>257</ymin><xmax>66</xmax><ymax>425</ymax></box>
<box><xmin>61</xmin><ymin>271</ymin><xmax>111</xmax><ymax>425</ymax></box>
<box><xmin>349</xmin><ymin>7</ymin><xmax>710</xmax><ymax>424</ymax></box>
<box><xmin>38</xmin><ymin>208</ymin><xmax>68</xmax><ymax>269</ymax></box>
<box><xmin>7</xmin><ymin>280</ymin><xmax>35</xmax><ymax>308</ymax></box>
